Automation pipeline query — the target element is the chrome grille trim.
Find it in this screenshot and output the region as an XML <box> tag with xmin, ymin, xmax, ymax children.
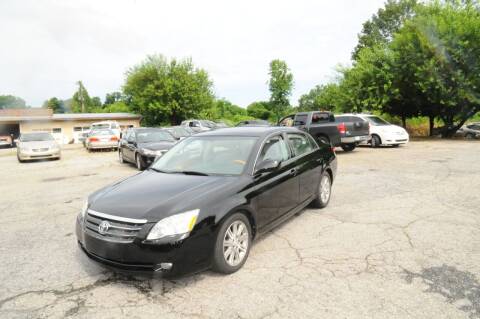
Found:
<box><xmin>85</xmin><ymin>209</ymin><xmax>147</xmax><ymax>243</ymax></box>
<box><xmin>87</xmin><ymin>209</ymin><xmax>148</xmax><ymax>224</ymax></box>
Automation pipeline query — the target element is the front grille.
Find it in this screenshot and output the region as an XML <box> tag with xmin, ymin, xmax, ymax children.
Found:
<box><xmin>395</xmin><ymin>139</ymin><xmax>408</xmax><ymax>142</ymax></box>
<box><xmin>85</xmin><ymin>210</ymin><xmax>147</xmax><ymax>243</ymax></box>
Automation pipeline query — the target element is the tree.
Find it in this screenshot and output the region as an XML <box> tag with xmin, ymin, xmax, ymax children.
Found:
<box><xmin>353</xmin><ymin>0</ymin><xmax>418</xmax><ymax>60</ymax></box>
<box><xmin>247</xmin><ymin>101</ymin><xmax>272</xmax><ymax>120</ymax></box>
<box><xmin>268</xmin><ymin>59</ymin><xmax>294</xmax><ymax>121</ymax></box>
<box><xmin>298</xmin><ymin>84</ymin><xmax>342</xmax><ymax>112</ymax></box>
<box><xmin>0</xmin><ymin>95</ymin><xmax>27</xmax><ymax>109</ymax></box>
<box><xmin>42</xmin><ymin>97</ymin><xmax>65</xmax><ymax>113</ymax></box>
<box><xmin>104</xmin><ymin>92</ymin><xmax>123</xmax><ymax>107</ymax></box>
<box><xmin>123</xmin><ymin>55</ymin><xmax>215</xmax><ymax>125</ymax></box>
<box><xmin>71</xmin><ymin>81</ymin><xmax>93</xmax><ymax>113</ymax></box>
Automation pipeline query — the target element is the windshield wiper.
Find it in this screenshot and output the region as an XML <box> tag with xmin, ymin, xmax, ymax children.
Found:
<box><xmin>148</xmin><ymin>167</ymin><xmax>169</xmax><ymax>173</ymax></box>
<box><xmin>177</xmin><ymin>170</ymin><xmax>210</xmax><ymax>176</ymax></box>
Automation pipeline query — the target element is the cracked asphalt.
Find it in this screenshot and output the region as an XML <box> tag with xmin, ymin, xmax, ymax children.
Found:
<box><xmin>1</xmin><ymin>140</ymin><xmax>479</xmax><ymax>318</ymax></box>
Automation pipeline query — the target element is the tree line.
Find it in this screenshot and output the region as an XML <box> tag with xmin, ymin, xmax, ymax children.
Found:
<box><xmin>2</xmin><ymin>0</ymin><xmax>479</xmax><ymax>136</ymax></box>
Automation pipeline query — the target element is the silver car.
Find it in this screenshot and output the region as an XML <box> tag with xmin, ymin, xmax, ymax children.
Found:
<box><xmin>457</xmin><ymin>123</ymin><xmax>480</xmax><ymax>139</ymax></box>
<box><xmin>85</xmin><ymin>129</ymin><xmax>119</xmax><ymax>151</ymax></box>
<box><xmin>17</xmin><ymin>132</ymin><xmax>61</xmax><ymax>162</ymax></box>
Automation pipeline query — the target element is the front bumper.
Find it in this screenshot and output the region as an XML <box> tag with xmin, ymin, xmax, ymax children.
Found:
<box><xmin>341</xmin><ymin>135</ymin><xmax>369</xmax><ymax>144</ymax></box>
<box><xmin>76</xmin><ymin>217</ymin><xmax>213</xmax><ymax>276</ymax></box>
<box><xmin>381</xmin><ymin>134</ymin><xmax>409</xmax><ymax>145</ymax></box>
<box><xmin>18</xmin><ymin>149</ymin><xmax>61</xmax><ymax>160</ymax></box>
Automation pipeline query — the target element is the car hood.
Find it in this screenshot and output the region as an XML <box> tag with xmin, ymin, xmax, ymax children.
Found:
<box><xmin>138</xmin><ymin>141</ymin><xmax>175</xmax><ymax>151</ymax></box>
<box><xmin>20</xmin><ymin>141</ymin><xmax>57</xmax><ymax>148</ymax></box>
<box><xmin>89</xmin><ymin>171</ymin><xmax>238</xmax><ymax>222</ymax></box>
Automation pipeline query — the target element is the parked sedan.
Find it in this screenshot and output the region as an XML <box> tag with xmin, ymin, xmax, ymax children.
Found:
<box><xmin>76</xmin><ymin>127</ymin><xmax>337</xmax><ymax>276</ymax></box>
<box><xmin>85</xmin><ymin>129</ymin><xmax>119</xmax><ymax>152</ymax></box>
<box><xmin>356</xmin><ymin>114</ymin><xmax>409</xmax><ymax>147</ymax></box>
<box><xmin>457</xmin><ymin>123</ymin><xmax>480</xmax><ymax>139</ymax></box>
<box><xmin>119</xmin><ymin>128</ymin><xmax>176</xmax><ymax>170</ymax></box>
<box><xmin>16</xmin><ymin>132</ymin><xmax>61</xmax><ymax>162</ymax></box>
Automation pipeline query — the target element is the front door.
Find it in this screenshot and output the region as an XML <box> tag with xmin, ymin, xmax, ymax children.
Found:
<box><xmin>253</xmin><ymin>134</ymin><xmax>299</xmax><ymax>228</ymax></box>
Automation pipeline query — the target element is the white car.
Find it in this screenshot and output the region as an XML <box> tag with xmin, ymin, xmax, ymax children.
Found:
<box><xmin>356</xmin><ymin>114</ymin><xmax>409</xmax><ymax>147</ymax></box>
<box><xmin>89</xmin><ymin>121</ymin><xmax>121</xmax><ymax>138</ymax></box>
<box><xmin>181</xmin><ymin>119</ymin><xmax>216</xmax><ymax>132</ymax></box>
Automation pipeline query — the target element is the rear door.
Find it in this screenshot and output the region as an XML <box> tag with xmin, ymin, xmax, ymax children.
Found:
<box><xmin>286</xmin><ymin>132</ymin><xmax>321</xmax><ymax>203</ymax></box>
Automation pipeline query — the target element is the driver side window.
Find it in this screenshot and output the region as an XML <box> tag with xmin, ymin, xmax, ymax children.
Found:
<box><xmin>257</xmin><ymin>135</ymin><xmax>289</xmax><ymax>165</ymax></box>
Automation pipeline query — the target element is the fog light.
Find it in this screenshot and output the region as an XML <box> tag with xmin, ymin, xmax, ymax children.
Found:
<box><xmin>154</xmin><ymin>263</ymin><xmax>173</xmax><ymax>272</ymax></box>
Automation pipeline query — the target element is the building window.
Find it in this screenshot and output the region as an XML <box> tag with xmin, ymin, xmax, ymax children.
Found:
<box><xmin>73</xmin><ymin>127</ymin><xmax>82</xmax><ymax>132</ymax></box>
<box><xmin>52</xmin><ymin>128</ymin><xmax>62</xmax><ymax>133</ymax></box>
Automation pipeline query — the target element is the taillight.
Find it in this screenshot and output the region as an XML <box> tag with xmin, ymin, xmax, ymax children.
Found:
<box><xmin>337</xmin><ymin>122</ymin><xmax>346</xmax><ymax>134</ymax></box>
<box><xmin>89</xmin><ymin>137</ymin><xmax>99</xmax><ymax>142</ymax></box>
<box><xmin>110</xmin><ymin>136</ymin><xmax>119</xmax><ymax>141</ymax></box>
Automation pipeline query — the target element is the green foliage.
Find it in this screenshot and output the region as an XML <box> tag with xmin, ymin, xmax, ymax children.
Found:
<box><xmin>246</xmin><ymin>101</ymin><xmax>272</xmax><ymax>120</ymax></box>
<box><xmin>104</xmin><ymin>92</ymin><xmax>123</xmax><ymax>107</ymax></box>
<box><xmin>0</xmin><ymin>95</ymin><xmax>27</xmax><ymax>109</ymax></box>
<box><xmin>268</xmin><ymin>59</ymin><xmax>294</xmax><ymax>121</ymax></box>
<box><xmin>42</xmin><ymin>97</ymin><xmax>65</xmax><ymax>113</ymax></box>
<box><xmin>353</xmin><ymin>0</ymin><xmax>418</xmax><ymax>59</ymax></box>
<box><xmin>71</xmin><ymin>81</ymin><xmax>94</xmax><ymax>113</ymax></box>
<box><xmin>298</xmin><ymin>84</ymin><xmax>342</xmax><ymax>112</ymax></box>
<box><xmin>103</xmin><ymin>101</ymin><xmax>131</xmax><ymax>113</ymax></box>
<box><xmin>123</xmin><ymin>54</ymin><xmax>215</xmax><ymax>125</ymax></box>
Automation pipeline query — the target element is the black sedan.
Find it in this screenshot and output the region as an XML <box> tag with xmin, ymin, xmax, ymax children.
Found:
<box><xmin>76</xmin><ymin>127</ymin><xmax>337</xmax><ymax>276</ymax></box>
<box><xmin>118</xmin><ymin>128</ymin><xmax>176</xmax><ymax>170</ymax></box>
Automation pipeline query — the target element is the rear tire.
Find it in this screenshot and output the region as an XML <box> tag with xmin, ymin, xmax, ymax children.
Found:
<box><xmin>371</xmin><ymin>135</ymin><xmax>381</xmax><ymax>148</ymax></box>
<box><xmin>341</xmin><ymin>143</ymin><xmax>356</xmax><ymax>152</ymax></box>
<box><xmin>311</xmin><ymin>171</ymin><xmax>332</xmax><ymax>209</ymax></box>
<box><xmin>466</xmin><ymin>133</ymin><xmax>475</xmax><ymax>140</ymax></box>
<box><xmin>317</xmin><ymin>135</ymin><xmax>330</xmax><ymax>146</ymax></box>
<box><xmin>212</xmin><ymin>213</ymin><xmax>252</xmax><ymax>274</ymax></box>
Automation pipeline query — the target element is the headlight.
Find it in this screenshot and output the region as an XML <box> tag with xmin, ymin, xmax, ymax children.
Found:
<box><xmin>146</xmin><ymin>209</ymin><xmax>199</xmax><ymax>241</ymax></box>
<box><xmin>80</xmin><ymin>200</ymin><xmax>89</xmax><ymax>221</ymax></box>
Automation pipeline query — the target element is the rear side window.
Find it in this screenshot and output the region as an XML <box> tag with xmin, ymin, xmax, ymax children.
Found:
<box><xmin>257</xmin><ymin>135</ymin><xmax>290</xmax><ymax>164</ymax></box>
<box><xmin>311</xmin><ymin>112</ymin><xmax>330</xmax><ymax>123</ymax></box>
<box><xmin>287</xmin><ymin>133</ymin><xmax>314</xmax><ymax>157</ymax></box>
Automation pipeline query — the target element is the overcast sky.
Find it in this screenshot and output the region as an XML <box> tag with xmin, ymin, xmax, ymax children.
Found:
<box><xmin>0</xmin><ymin>0</ymin><xmax>385</xmax><ymax>108</ymax></box>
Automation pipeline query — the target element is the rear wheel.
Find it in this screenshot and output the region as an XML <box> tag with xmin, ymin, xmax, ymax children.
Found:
<box><xmin>371</xmin><ymin>135</ymin><xmax>381</xmax><ymax>148</ymax></box>
<box><xmin>341</xmin><ymin>143</ymin><xmax>356</xmax><ymax>152</ymax></box>
<box><xmin>135</xmin><ymin>153</ymin><xmax>144</xmax><ymax>170</ymax></box>
<box><xmin>311</xmin><ymin>171</ymin><xmax>332</xmax><ymax>208</ymax></box>
<box><xmin>212</xmin><ymin>213</ymin><xmax>252</xmax><ymax>274</ymax></box>
<box><xmin>466</xmin><ymin>133</ymin><xmax>475</xmax><ymax>140</ymax></box>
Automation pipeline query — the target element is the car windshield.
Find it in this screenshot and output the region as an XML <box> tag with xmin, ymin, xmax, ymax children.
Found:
<box><xmin>171</xmin><ymin>127</ymin><xmax>190</xmax><ymax>137</ymax></box>
<box><xmin>365</xmin><ymin>116</ymin><xmax>390</xmax><ymax>126</ymax></box>
<box><xmin>137</xmin><ymin>130</ymin><xmax>174</xmax><ymax>142</ymax></box>
<box><xmin>20</xmin><ymin>133</ymin><xmax>54</xmax><ymax>142</ymax></box>
<box><xmin>151</xmin><ymin>136</ymin><xmax>258</xmax><ymax>176</ymax></box>
<box><xmin>91</xmin><ymin>124</ymin><xmax>110</xmax><ymax>130</ymax></box>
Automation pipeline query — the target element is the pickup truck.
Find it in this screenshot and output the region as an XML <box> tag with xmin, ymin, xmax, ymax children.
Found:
<box><xmin>279</xmin><ymin>111</ymin><xmax>341</xmax><ymax>147</ymax></box>
<box><xmin>279</xmin><ymin>111</ymin><xmax>370</xmax><ymax>152</ymax></box>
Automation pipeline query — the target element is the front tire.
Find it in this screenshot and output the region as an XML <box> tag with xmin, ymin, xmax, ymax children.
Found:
<box><xmin>135</xmin><ymin>153</ymin><xmax>144</xmax><ymax>170</ymax></box>
<box><xmin>341</xmin><ymin>143</ymin><xmax>356</xmax><ymax>152</ymax></box>
<box><xmin>371</xmin><ymin>135</ymin><xmax>381</xmax><ymax>148</ymax></box>
<box><xmin>311</xmin><ymin>171</ymin><xmax>332</xmax><ymax>208</ymax></box>
<box><xmin>212</xmin><ymin>213</ymin><xmax>252</xmax><ymax>274</ymax></box>
<box><xmin>119</xmin><ymin>150</ymin><xmax>125</xmax><ymax>164</ymax></box>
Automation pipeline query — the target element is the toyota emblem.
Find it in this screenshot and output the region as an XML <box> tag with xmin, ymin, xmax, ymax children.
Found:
<box><xmin>98</xmin><ymin>221</ymin><xmax>110</xmax><ymax>235</ymax></box>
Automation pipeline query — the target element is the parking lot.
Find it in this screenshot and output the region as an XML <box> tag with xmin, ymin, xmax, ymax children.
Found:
<box><xmin>1</xmin><ymin>140</ymin><xmax>479</xmax><ymax>319</ymax></box>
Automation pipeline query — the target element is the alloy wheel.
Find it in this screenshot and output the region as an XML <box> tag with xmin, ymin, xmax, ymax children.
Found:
<box><xmin>320</xmin><ymin>174</ymin><xmax>331</xmax><ymax>203</ymax></box>
<box><xmin>223</xmin><ymin>220</ymin><xmax>249</xmax><ymax>267</ymax></box>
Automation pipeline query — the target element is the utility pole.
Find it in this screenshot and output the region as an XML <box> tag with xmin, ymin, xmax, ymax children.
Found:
<box><xmin>77</xmin><ymin>81</ymin><xmax>85</xmax><ymax>113</ymax></box>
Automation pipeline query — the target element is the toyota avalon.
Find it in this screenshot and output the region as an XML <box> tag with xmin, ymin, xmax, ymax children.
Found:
<box><xmin>76</xmin><ymin>127</ymin><xmax>337</xmax><ymax>276</ymax></box>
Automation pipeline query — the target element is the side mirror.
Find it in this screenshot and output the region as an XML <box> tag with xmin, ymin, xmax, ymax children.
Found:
<box><xmin>255</xmin><ymin>159</ymin><xmax>280</xmax><ymax>175</ymax></box>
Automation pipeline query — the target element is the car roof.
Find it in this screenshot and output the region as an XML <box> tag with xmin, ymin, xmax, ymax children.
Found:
<box><xmin>195</xmin><ymin>126</ymin><xmax>302</xmax><ymax>137</ymax></box>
